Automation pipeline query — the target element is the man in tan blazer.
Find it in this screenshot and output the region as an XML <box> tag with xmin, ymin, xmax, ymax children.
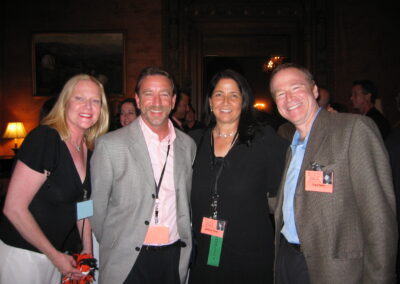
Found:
<box><xmin>269</xmin><ymin>63</ymin><xmax>397</xmax><ymax>284</ymax></box>
<box><xmin>91</xmin><ymin>67</ymin><xmax>196</xmax><ymax>284</ymax></box>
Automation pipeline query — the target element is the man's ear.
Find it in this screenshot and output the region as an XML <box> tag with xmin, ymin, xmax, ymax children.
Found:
<box><xmin>313</xmin><ymin>85</ymin><xmax>319</xmax><ymax>99</ymax></box>
<box><xmin>135</xmin><ymin>93</ymin><xmax>141</xmax><ymax>109</ymax></box>
<box><xmin>171</xmin><ymin>94</ymin><xmax>177</xmax><ymax>110</ymax></box>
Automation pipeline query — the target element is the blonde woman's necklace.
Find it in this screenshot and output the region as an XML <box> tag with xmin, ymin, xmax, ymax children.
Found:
<box><xmin>70</xmin><ymin>139</ymin><xmax>84</xmax><ymax>153</ymax></box>
<box><xmin>73</xmin><ymin>143</ymin><xmax>81</xmax><ymax>152</ymax></box>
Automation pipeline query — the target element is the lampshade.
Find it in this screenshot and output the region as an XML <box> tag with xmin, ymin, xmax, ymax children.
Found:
<box><xmin>3</xmin><ymin>122</ymin><xmax>27</xmax><ymax>139</ymax></box>
<box><xmin>3</xmin><ymin>122</ymin><xmax>27</xmax><ymax>154</ymax></box>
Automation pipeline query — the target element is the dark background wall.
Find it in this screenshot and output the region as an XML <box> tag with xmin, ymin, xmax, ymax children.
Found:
<box><xmin>1</xmin><ymin>0</ymin><xmax>163</xmax><ymax>155</ymax></box>
<box><xmin>333</xmin><ymin>1</ymin><xmax>400</xmax><ymax>122</ymax></box>
<box><xmin>1</xmin><ymin>0</ymin><xmax>399</xmax><ymax>155</ymax></box>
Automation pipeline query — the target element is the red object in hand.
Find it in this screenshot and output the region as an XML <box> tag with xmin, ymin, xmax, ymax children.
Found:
<box><xmin>62</xmin><ymin>253</ymin><xmax>98</xmax><ymax>284</ymax></box>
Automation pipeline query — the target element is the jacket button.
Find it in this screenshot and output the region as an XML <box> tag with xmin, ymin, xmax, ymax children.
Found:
<box><xmin>152</xmin><ymin>194</ymin><xmax>155</xmax><ymax>199</ymax></box>
<box><xmin>144</xmin><ymin>221</ymin><xmax>149</xmax><ymax>225</ymax></box>
<box><xmin>135</xmin><ymin>247</ymin><xmax>140</xmax><ymax>251</ymax></box>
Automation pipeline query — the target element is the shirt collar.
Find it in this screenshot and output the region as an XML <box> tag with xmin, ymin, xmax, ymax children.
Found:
<box><xmin>291</xmin><ymin>107</ymin><xmax>322</xmax><ymax>148</ymax></box>
<box><xmin>171</xmin><ymin>116</ymin><xmax>183</xmax><ymax>127</ymax></box>
<box><xmin>139</xmin><ymin>116</ymin><xmax>176</xmax><ymax>144</ymax></box>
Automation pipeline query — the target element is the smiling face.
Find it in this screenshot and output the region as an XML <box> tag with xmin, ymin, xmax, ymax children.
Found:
<box><xmin>135</xmin><ymin>75</ymin><xmax>176</xmax><ymax>135</ymax></box>
<box><xmin>271</xmin><ymin>67</ymin><xmax>319</xmax><ymax>135</ymax></box>
<box><xmin>65</xmin><ymin>80</ymin><xmax>102</xmax><ymax>133</ymax></box>
<box><xmin>209</xmin><ymin>78</ymin><xmax>243</xmax><ymax>127</ymax></box>
<box><xmin>120</xmin><ymin>102</ymin><xmax>137</xmax><ymax>127</ymax></box>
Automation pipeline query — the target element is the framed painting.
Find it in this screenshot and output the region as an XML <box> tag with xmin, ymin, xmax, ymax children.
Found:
<box><xmin>32</xmin><ymin>32</ymin><xmax>125</xmax><ymax>97</ymax></box>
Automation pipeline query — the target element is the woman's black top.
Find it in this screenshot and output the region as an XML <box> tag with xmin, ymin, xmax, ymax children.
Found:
<box><xmin>0</xmin><ymin>125</ymin><xmax>91</xmax><ymax>254</ymax></box>
<box><xmin>189</xmin><ymin>126</ymin><xmax>289</xmax><ymax>284</ymax></box>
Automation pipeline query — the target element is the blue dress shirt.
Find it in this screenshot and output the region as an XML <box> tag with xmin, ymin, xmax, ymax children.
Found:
<box><xmin>281</xmin><ymin>108</ymin><xmax>321</xmax><ymax>244</ymax></box>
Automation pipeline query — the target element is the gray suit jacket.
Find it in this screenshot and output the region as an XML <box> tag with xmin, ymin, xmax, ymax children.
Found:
<box><xmin>273</xmin><ymin>109</ymin><xmax>397</xmax><ymax>284</ymax></box>
<box><xmin>90</xmin><ymin>119</ymin><xmax>196</xmax><ymax>284</ymax></box>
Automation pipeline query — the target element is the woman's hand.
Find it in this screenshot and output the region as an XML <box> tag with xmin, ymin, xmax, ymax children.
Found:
<box><xmin>51</xmin><ymin>251</ymin><xmax>82</xmax><ymax>280</ymax></box>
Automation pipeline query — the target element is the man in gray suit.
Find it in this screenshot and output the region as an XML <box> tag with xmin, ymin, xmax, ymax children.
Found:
<box><xmin>269</xmin><ymin>63</ymin><xmax>397</xmax><ymax>284</ymax></box>
<box><xmin>91</xmin><ymin>67</ymin><xmax>196</xmax><ymax>284</ymax></box>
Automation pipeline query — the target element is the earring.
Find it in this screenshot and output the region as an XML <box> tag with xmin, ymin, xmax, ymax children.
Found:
<box><xmin>210</xmin><ymin>106</ymin><xmax>213</xmax><ymax>112</ymax></box>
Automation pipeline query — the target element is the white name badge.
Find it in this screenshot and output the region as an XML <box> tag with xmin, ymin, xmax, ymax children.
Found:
<box><xmin>76</xmin><ymin>200</ymin><xmax>93</xmax><ymax>220</ymax></box>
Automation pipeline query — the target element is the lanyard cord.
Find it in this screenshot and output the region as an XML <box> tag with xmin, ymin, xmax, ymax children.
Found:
<box><xmin>155</xmin><ymin>143</ymin><xmax>171</xmax><ymax>197</ymax></box>
<box><xmin>210</xmin><ymin>132</ymin><xmax>238</xmax><ymax>219</ymax></box>
<box><xmin>79</xmin><ymin>188</ymin><xmax>88</xmax><ymax>252</ymax></box>
<box><xmin>154</xmin><ymin>143</ymin><xmax>171</xmax><ymax>223</ymax></box>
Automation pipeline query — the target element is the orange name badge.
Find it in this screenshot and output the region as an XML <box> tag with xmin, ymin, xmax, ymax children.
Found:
<box><xmin>201</xmin><ymin>217</ymin><xmax>225</xmax><ymax>238</ymax></box>
<box><xmin>143</xmin><ymin>226</ymin><xmax>169</xmax><ymax>245</ymax></box>
<box><xmin>305</xmin><ymin>170</ymin><xmax>333</xmax><ymax>193</ymax></box>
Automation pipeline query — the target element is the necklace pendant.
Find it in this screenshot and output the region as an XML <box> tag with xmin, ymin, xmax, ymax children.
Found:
<box><xmin>217</xmin><ymin>131</ymin><xmax>235</xmax><ymax>138</ymax></box>
<box><xmin>70</xmin><ymin>140</ymin><xmax>82</xmax><ymax>152</ymax></box>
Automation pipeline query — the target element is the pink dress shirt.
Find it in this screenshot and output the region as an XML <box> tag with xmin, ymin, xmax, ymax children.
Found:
<box><xmin>139</xmin><ymin>117</ymin><xmax>180</xmax><ymax>245</ymax></box>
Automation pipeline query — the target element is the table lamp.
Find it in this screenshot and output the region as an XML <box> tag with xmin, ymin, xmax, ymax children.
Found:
<box><xmin>3</xmin><ymin>122</ymin><xmax>27</xmax><ymax>154</ymax></box>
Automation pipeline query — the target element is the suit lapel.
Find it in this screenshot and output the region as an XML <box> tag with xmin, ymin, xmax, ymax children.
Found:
<box><xmin>298</xmin><ymin>109</ymin><xmax>331</xmax><ymax>183</ymax></box>
<box><xmin>127</xmin><ymin>120</ymin><xmax>155</xmax><ymax>189</ymax></box>
<box><xmin>173</xmin><ymin>132</ymin><xmax>186</xmax><ymax>190</ymax></box>
<box><xmin>276</xmin><ymin>148</ymin><xmax>293</xmax><ymax>227</ymax></box>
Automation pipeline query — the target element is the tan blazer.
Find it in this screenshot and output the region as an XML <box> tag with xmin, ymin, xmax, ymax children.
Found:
<box><xmin>90</xmin><ymin>119</ymin><xmax>196</xmax><ymax>284</ymax></box>
<box><xmin>273</xmin><ymin>109</ymin><xmax>397</xmax><ymax>284</ymax></box>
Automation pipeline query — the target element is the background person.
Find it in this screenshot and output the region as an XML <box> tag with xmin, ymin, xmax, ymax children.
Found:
<box><xmin>350</xmin><ymin>79</ymin><xmax>391</xmax><ymax>139</ymax></box>
<box><xmin>188</xmin><ymin>69</ymin><xmax>288</xmax><ymax>284</ymax></box>
<box><xmin>185</xmin><ymin>104</ymin><xmax>205</xmax><ymax>131</ymax></box>
<box><xmin>119</xmin><ymin>98</ymin><xmax>140</xmax><ymax>127</ymax></box>
<box><xmin>171</xmin><ymin>90</ymin><xmax>190</xmax><ymax>132</ymax></box>
<box><xmin>0</xmin><ymin>74</ymin><xmax>109</xmax><ymax>283</ymax></box>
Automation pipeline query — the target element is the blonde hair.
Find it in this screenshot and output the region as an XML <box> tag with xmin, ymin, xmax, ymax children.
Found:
<box><xmin>42</xmin><ymin>74</ymin><xmax>109</xmax><ymax>150</ymax></box>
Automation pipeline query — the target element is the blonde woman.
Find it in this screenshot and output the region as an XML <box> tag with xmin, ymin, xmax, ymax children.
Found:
<box><xmin>0</xmin><ymin>74</ymin><xmax>108</xmax><ymax>283</ymax></box>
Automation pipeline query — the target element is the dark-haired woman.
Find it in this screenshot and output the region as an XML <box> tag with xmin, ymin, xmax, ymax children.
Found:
<box><xmin>119</xmin><ymin>98</ymin><xmax>140</xmax><ymax>127</ymax></box>
<box><xmin>188</xmin><ymin>69</ymin><xmax>288</xmax><ymax>283</ymax></box>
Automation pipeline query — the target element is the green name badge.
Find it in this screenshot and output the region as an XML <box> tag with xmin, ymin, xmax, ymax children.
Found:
<box><xmin>207</xmin><ymin>236</ymin><xmax>223</xmax><ymax>267</ymax></box>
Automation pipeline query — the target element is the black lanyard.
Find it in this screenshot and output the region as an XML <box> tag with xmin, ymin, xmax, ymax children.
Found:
<box><xmin>209</xmin><ymin>132</ymin><xmax>237</xmax><ymax>219</ymax></box>
<box><xmin>154</xmin><ymin>143</ymin><xmax>171</xmax><ymax>224</ymax></box>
